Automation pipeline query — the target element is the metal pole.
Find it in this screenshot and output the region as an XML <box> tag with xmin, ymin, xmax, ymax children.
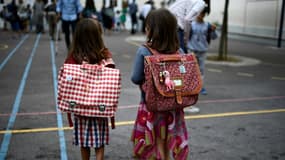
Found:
<box><xmin>277</xmin><ymin>0</ymin><xmax>285</xmax><ymax>48</ymax></box>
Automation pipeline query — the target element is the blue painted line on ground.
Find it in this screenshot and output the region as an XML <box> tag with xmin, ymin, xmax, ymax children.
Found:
<box><xmin>0</xmin><ymin>34</ymin><xmax>40</xmax><ymax>159</ymax></box>
<box><xmin>0</xmin><ymin>35</ymin><xmax>29</xmax><ymax>71</ymax></box>
<box><xmin>50</xmin><ymin>41</ymin><xmax>68</xmax><ymax>160</ymax></box>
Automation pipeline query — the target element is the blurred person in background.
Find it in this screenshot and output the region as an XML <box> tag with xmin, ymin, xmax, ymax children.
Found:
<box><xmin>82</xmin><ymin>0</ymin><xmax>101</xmax><ymax>21</ymax></box>
<box><xmin>101</xmin><ymin>2</ymin><xmax>114</xmax><ymax>35</ymax></box>
<box><xmin>56</xmin><ymin>0</ymin><xmax>83</xmax><ymax>50</ymax></box>
<box><xmin>128</xmin><ymin>0</ymin><xmax>138</xmax><ymax>34</ymax></box>
<box><xmin>33</xmin><ymin>0</ymin><xmax>45</xmax><ymax>33</ymax></box>
<box><xmin>139</xmin><ymin>0</ymin><xmax>154</xmax><ymax>33</ymax></box>
<box><xmin>17</xmin><ymin>0</ymin><xmax>29</xmax><ymax>33</ymax></box>
<box><xmin>7</xmin><ymin>0</ymin><xmax>21</xmax><ymax>37</ymax></box>
<box><xmin>45</xmin><ymin>0</ymin><xmax>57</xmax><ymax>40</ymax></box>
<box><xmin>168</xmin><ymin>0</ymin><xmax>205</xmax><ymax>53</ymax></box>
<box><xmin>187</xmin><ymin>8</ymin><xmax>218</xmax><ymax>96</ymax></box>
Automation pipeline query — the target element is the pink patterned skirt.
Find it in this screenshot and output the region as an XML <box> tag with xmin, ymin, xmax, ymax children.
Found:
<box><xmin>131</xmin><ymin>102</ymin><xmax>189</xmax><ymax>159</ymax></box>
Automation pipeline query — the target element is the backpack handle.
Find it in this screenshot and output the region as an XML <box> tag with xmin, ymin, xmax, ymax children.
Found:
<box><xmin>156</xmin><ymin>55</ymin><xmax>184</xmax><ymax>62</ymax></box>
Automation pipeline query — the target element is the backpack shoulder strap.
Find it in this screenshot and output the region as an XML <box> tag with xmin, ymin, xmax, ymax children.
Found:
<box><xmin>143</xmin><ymin>44</ymin><xmax>179</xmax><ymax>55</ymax></box>
<box><xmin>143</xmin><ymin>44</ymin><xmax>159</xmax><ymax>55</ymax></box>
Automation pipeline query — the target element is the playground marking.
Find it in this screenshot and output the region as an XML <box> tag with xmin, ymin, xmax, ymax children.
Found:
<box><xmin>208</xmin><ymin>68</ymin><xmax>222</xmax><ymax>73</ymax></box>
<box><xmin>0</xmin><ymin>44</ymin><xmax>8</xmax><ymax>50</ymax></box>
<box><xmin>0</xmin><ymin>108</ymin><xmax>284</xmax><ymax>134</ymax></box>
<box><xmin>0</xmin><ymin>35</ymin><xmax>29</xmax><ymax>71</ymax></box>
<box><xmin>237</xmin><ymin>72</ymin><xmax>254</xmax><ymax>77</ymax></box>
<box><xmin>272</xmin><ymin>76</ymin><xmax>285</xmax><ymax>81</ymax></box>
<box><xmin>50</xmin><ymin>40</ymin><xmax>67</xmax><ymax>160</ymax></box>
<box><xmin>0</xmin><ymin>34</ymin><xmax>39</xmax><ymax>159</ymax></box>
<box><xmin>1</xmin><ymin>96</ymin><xmax>285</xmax><ymax>117</ymax></box>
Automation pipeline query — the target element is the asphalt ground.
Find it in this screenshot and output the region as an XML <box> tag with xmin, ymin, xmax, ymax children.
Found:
<box><xmin>0</xmin><ymin>30</ymin><xmax>285</xmax><ymax>160</ymax></box>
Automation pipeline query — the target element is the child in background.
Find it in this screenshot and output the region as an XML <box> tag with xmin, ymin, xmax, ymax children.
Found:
<box><xmin>188</xmin><ymin>8</ymin><xmax>217</xmax><ymax>95</ymax></box>
<box><xmin>114</xmin><ymin>10</ymin><xmax>121</xmax><ymax>32</ymax></box>
<box><xmin>64</xmin><ymin>19</ymin><xmax>115</xmax><ymax>160</ymax></box>
<box><xmin>131</xmin><ymin>8</ymin><xmax>189</xmax><ymax>160</ymax></box>
<box><xmin>82</xmin><ymin>0</ymin><xmax>101</xmax><ymax>21</ymax></box>
<box><xmin>185</xmin><ymin>8</ymin><xmax>218</xmax><ymax>113</ymax></box>
<box><xmin>120</xmin><ymin>5</ymin><xmax>127</xmax><ymax>30</ymax></box>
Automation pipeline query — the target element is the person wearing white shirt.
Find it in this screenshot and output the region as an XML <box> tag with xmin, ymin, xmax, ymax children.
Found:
<box><xmin>168</xmin><ymin>0</ymin><xmax>205</xmax><ymax>53</ymax></box>
<box><xmin>139</xmin><ymin>0</ymin><xmax>154</xmax><ymax>33</ymax></box>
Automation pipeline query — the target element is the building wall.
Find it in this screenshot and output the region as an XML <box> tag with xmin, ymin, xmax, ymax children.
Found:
<box><xmin>1</xmin><ymin>0</ymin><xmax>283</xmax><ymax>39</ymax></box>
<box><xmin>205</xmin><ymin>0</ymin><xmax>284</xmax><ymax>38</ymax></box>
<box><xmin>128</xmin><ymin>0</ymin><xmax>284</xmax><ymax>39</ymax></box>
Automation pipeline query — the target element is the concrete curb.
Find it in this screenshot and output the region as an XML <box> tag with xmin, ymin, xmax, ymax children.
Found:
<box><xmin>206</xmin><ymin>53</ymin><xmax>261</xmax><ymax>67</ymax></box>
<box><xmin>126</xmin><ymin>35</ymin><xmax>261</xmax><ymax>67</ymax></box>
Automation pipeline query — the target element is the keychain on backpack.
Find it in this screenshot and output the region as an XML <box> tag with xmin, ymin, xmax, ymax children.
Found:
<box><xmin>159</xmin><ymin>71</ymin><xmax>164</xmax><ymax>83</ymax></box>
<box><xmin>163</xmin><ymin>70</ymin><xmax>175</xmax><ymax>91</ymax></box>
<box><xmin>179</xmin><ymin>62</ymin><xmax>186</xmax><ymax>74</ymax></box>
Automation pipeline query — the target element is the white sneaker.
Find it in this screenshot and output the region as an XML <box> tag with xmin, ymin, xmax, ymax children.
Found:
<box><xmin>184</xmin><ymin>106</ymin><xmax>200</xmax><ymax>113</ymax></box>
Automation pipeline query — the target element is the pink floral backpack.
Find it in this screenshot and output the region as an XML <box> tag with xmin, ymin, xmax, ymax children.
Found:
<box><xmin>142</xmin><ymin>45</ymin><xmax>202</xmax><ymax>112</ymax></box>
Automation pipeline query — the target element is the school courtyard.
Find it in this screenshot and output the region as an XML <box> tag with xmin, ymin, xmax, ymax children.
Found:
<box><xmin>0</xmin><ymin>27</ymin><xmax>284</xmax><ymax>159</ymax></box>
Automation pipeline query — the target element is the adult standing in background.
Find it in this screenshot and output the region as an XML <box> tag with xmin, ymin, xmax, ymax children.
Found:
<box><xmin>33</xmin><ymin>0</ymin><xmax>45</xmax><ymax>33</ymax></box>
<box><xmin>7</xmin><ymin>0</ymin><xmax>20</xmax><ymax>35</ymax></box>
<box><xmin>17</xmin><ymin>0</ymin><xmax>29</xmax><ymax>33</ymax></box>
<box><xmin>139</xmin><ymin>0</ymin><xmax>154</xmax><ymax>33</ymax></box>
<box><xmin>168</xmin><ymin>0</ymin><xmax>205</xmax><ymax>53</ymax></box>
<box><xmin>45</xmin><ymin>0</ymin><xmax>57</xmax><ymax>40</ymax></box>
<box><xmin>101</xmin><ymin>2</ymin><xmax>114</xmax><ymax>35</ymax></box>
<box><xmin>26</xmin><ymin>4</ymin><xmax>33</xmax><ymax>32</ymax></box>
<box><xmin>56</xmin><ymin>0</ymin><xmax>82</xmax><ymax>50</ymax></box>
<box><xmin>128</xmin><ymin>0</ymin><xmax>138</xmax><ymax>34</ymax></box>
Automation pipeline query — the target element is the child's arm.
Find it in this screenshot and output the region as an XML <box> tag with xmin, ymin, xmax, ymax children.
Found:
<box><xmin>209</xmin><ymin>23</ymin><xmax>218</xmax><ymax>40</ymax></box>
<box><xmin>206</xmin><ymin>22</ymin><xmax>218</xmax><ymax>44</ymax></box>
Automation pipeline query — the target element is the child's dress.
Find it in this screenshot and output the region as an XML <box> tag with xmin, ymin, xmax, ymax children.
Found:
<box><xmin>64</xmin><ymin>50</ymin><xmax>113</xmax><ymax>148</ymax></box>
<box><xmin>73</xmin><ymin>115</ymin><xmax>109</xmax><ymax>148</ymax></box>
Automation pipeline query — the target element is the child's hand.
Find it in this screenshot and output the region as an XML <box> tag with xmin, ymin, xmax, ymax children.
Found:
<box><xmin>211</xmin><ymin>24</ymin><xmax>216</xmax><ymax>30</ymax></box>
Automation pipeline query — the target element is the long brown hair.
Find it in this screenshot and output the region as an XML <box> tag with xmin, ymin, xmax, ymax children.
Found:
<box><xmin>145</xmin><ymin>8</ymin><xmax>179</xmax><ymax>53</ymax></box>
<box><xmin>69</xmin><ymin>18</ymin><xmax>107</xmax><ymax>64</ymax></box>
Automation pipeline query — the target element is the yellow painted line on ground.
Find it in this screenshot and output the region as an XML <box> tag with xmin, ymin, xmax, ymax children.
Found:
<box><xmin>272</xmin><ymin>76</ymin><xmax>285</xmax><ymax>81</ymax></box>
<box><xmin>207</xmin><ymin>68</ymin><xmax>222</xmax><ymax>73</ymax></box>
<box><xmin>237</xmin><ymin>72</ymin><xmax>254</xmax><ymax>77</ymax></box>
<box><xmin>1</xmin><ymin>109</ymin><xmax>285</xmax><ymax>134</ymax></box>
<box><xmin>0</xmin><ymin>127</ymin><xmax>72</xmax><ymax>134</ymax></box>
<box><xmin>0</xmin><ymin>44</ymin><xmax>8</xmax><ymax>50</ymax></box>
<box><xmin>184</xmin><ymin>109</ymin><xmax>285</xmax><ymax>119</ymax></box>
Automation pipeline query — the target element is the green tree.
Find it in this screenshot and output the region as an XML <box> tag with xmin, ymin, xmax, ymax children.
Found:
<box><xmin>218</xmin><ymin>0</ymin><xmax>229</xmax><ymax>60</ymax></box>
